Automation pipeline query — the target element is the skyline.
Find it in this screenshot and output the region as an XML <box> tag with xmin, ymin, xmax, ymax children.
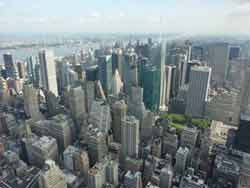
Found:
<box><xmin>0</xmin><ymin>0</ymin><xmax>250</xmax><ymax>35</ymax></box>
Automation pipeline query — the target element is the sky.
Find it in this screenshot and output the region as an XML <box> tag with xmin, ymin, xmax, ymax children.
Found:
<box><xmin>0</xmin><ymin>0</ymin><xmax>250</xmax><ymax>35</ymax></box>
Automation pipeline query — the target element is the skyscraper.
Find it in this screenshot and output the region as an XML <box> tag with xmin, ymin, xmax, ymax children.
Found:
<box><xmin>175</xmin><ymin>147</ymin><xmax>189</xmax><ymax>175</ymax></box>
<box><xmin>111</xmin><ymin>100</ymin><xmax>127</xmax><ymax>143</ymax></box>
<box><xmin>98</xmin><ymin>55</ymin><xmax>112</xmax><ymax>94</ymax></box>
<box><xmin>142</xmin><ymin>64</ymin><xmax>161</xmax><ymax>112</ymax></box>
<box><xmin>110</xmin><ymin>69</ymin><xmax>123</xmax><ymax>96</ymax></box>
<box><xmin>23</xmin><ymin>84</ymin><xmax>41</xmax><ymax>120</ymax></box>
<box><xmin>68</xmin><ymin>86</ymin><xmax>86</xmax><ymax>120</ymax></box>
<box><xmin>207</xmin><ymin>43</ymin><xmax>229</xmax><ymax>86</ymax></box>
<box><xmin>3</xmin><ymin>53</ymin><xmax>18</xmax><ymax>79</ymax></box>
<box><xmin>121</xmin><ymin>115</ymin><xmax>140</xmax><ymax>158</ymax></box>
<box><xmin>165</xmin><ymin>65</ymin><xmax>173</xmax><ymax>107</ymax></box>
<box><xmin>185</xmin><ymin>66</ymin><xmax>211</xmax><ymax>117</ymax></box>
<box><xmin>39</xmin><ymin>50</ymin><xmax>58</xmax><ymax>96</ymax></box>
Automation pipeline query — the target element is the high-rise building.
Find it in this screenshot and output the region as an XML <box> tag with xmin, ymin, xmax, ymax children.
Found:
<box><xmin>110</xmin><ymin>69</ymin><xmax>123</xmax><ymax>96</ymax></box>
<box><xmin>112</xmin><ymin>49</ymin><xmax>123</xmax><ymax>76</ymax></box>
<box><xmin>124</xmin><ymin>171</ymin><xmax>142</xmax><ymax>188</ymax></box>
<box><xmin>86</xmin><ymin>65</ymin><xmax>99</xmax><ymax>81</ymax></box>
<box><xmin>23</xmin><ymin>135</ymin><xmax>58</xmax><ymax>167</ymax></box>
<box><xmin>87</xmin><ymin>126</ymin><xmax>108</xmax><ymax>165</ymax></box>
<box><xmin>159</xmin><ymin>165</ymin><xmax>173</xmax><ymax>188</ymax></box>
<box><xmin>165</xmin><ymin>66</ymin><xmax>172</xmax><ymax>107</ymax></box>
<box><xmin>39</xmin><ymin>160</ymin><xmax>67</xmax><ymax>188</ymax></box>
<box><xmin>106</xmin><ymin>160</ymin><xmax>119</xmax><ymax>186</ymax></box>
<box><xmin>33</xmin><ymin>114</ymin><xmax>73</xmax><ymax>152</ymax></box>
<box><xmin>68</xmin><ymin>86</ymin><xmax>86</xmax><ymax>120</ymax></box>
<box><xmin>63</xmin><ymin>145</ymin><xmax>89</xmax><ymax>178</ymax></box>
<box><xmin>98</xmin><ymin>55</ymin><xmax>112</xmax><ymax>94</ymax></box>
<box><xmin>180</xmin><ymin>127</ymin><xmax>198</xmax><ymax>151</ymax></box>
<box><xmin>229</xmin><ymin>46</ymin><xmax>241</xmax><ymax>60</ymax></box>
<box><xmin>128</xmin><ymin>86</ymin><xmax>147</xmax><ymax>121</ymax></box>
<box><xmin>23</xmin><ymin>84</ymin><xmax>41</xmax><ymax>120</ymax></box>
<box><xmin>175</xmin><ymin>147</ymin><xmax>189</xmax><ymax>175</ymax></box>
<box><xmin>85</xmin><ymin>81</ymin><xmax>96</xmax><ymax>112</ymax></box>
<box><xmin>39</xmin><ymin>50</ymin><xmax>58</xmax><ymax>96</ymax></box>
<box><xmin>27</xmin><ymin>56</ymin><xmax>37</xmax><ymax>84</ymax></box>
<box><xmin>207</xmin><ymin>43</ymin><xmax>229</xmax><ymax>86</ymax></box>
<box><xmin>88</xmin><ymin>161</ymin><xmax>107</xmax><ymax>188</ymax></box>
<box><xmin>3</xmin><ymin>53</ymin><xmax>18</xmax><ymax>79</ymax></box>
<box><xmin>111</xmin><ymin>100</ymin><xmax>127</xmax><ymax>143</ymax></box>
<box><xmin>89</xmin><ymin>100</ymin><xmax>111</xmax><ymax>133</ymax></box>
<box><xmin>123</xmin><ymin>53</ymin><xmax>138</xmax><ymax>93</ymax></box>
<box><xmin>121</xmin><ymin>115</ymin><xmax>140</xmax><ymax>158</ymax></box>
<box><xmin>142</xmin><ymin>64</ymin><xmax>161</xmax><ymax>112</ymax></box>
<box><xmin>185</xmin><ymin>66</ymin><xmax>211</xmax><ymax>117</ymax></box>
<box><xmin>16</xmin><ymin>61</ymin><xmax>26</xmax><ymax>79</ymax></box>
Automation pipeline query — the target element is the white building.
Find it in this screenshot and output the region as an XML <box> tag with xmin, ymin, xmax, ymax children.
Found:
<box><xmin>186</xmin><ymin>66</ymin><xmax>211</xmax><ymax>117</ymax></box>
<box><xmin>121</xmin><ymin>115</ymin><xmax>140</xmax><ymax>158</ymax></box>
<box><xmin>39</xmin><ymin>50</ymin><xmax>58</xmax><ymax>96</ymax></box>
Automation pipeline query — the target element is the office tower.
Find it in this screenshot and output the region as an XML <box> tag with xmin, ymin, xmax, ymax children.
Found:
<box><xmin>39</xmin><ymin>50</ymin><xmax>58</xmax><ymax>96</ymax></box>
<box><xmin>86</xmin><ymin>65</ymin><xmax>99</xmax><ymax>81</ymax></box>
<box><xmin>112</xmin><ymin>49</ymin><xmax>123</xmax><ymax>75</ymax></box>
<box><xmin>121</xmin><ymin>115</ymin><xmax>140</xmax><ymax>158</ymax></box>
<box><xmin>128</xmin><ymin>86</ymin><xmax>147</xmax><ymax>121</ymax></box>
<box><xmin>110</xmin><ymin>69</ymin><xmax>123</xmax><ymax>96</ymax></box>
<box><xmin>68</xmin><ymin>86</ymin><xmax>86</xmax><ymax>120</ymax></box>
<box><xmin>162</xmin><ymin>128</ymin><xmax>178</xmax><ymax>157</ymax></box>
<box><xmin>124</xmin><ymin>171</ymin><xmax>142</xmax><ymax>188</ymax></box>
<box><xmin>23</xmin><ymin>84</ymin><xmax>41</xmax><ymax>120</ymax></box>
<box><xmin>181</xmin><ymin>127</ymin><xmax>198</xmax><ymax>151</ymax></box>
<box><xmin>85</xmin><ymin>81</ymin><xmax>96</xmax><ymax>112</ymax></box>
<box><xmin>34</xmin><ymin>63</ymin><xmax>41</xmax><ymax>88</ymax></box>
<box><xmin>95</xmin><ymin>80</ymin><xmax>106</xmax><ymax>101</ymax></box>
<box><xmin>159</xmin><ymin>165</ymin><xmax>173</xmax><ymax>188</ymax></box>
<box><xmin>165</xmin><ymin>66</ymin><xmax>172</xmax><ymax>107</ymax></box>
<box><xmin>111</xmin><ymin>100</ymin><xmax>127</xmax><ymax>143</ymax></box>
<box><xmin>56</xmin><ymin>61</ymin><xmax>77</xmax><ymax>94</ymax></box>
<box><xmin>151</xmin><ymin>138</ymin><xmax>162</xmax><ymax>158</ymax></box>
<box><xmin>213</xmin><ymin>154</ymin><xmax>240</xmax><ymax>188</ymax></box>
<box><xmin>87</xmin><ymin>127</ymin><xmax>108</xmax><ymax>165</ymax></box>
<box><xmin>16</xmin><ymin>61</ymin><xmax>26</xmax><ymax>79</ymax></box>
<box><xmin>191</xmin><ymin>46</ymin><xmax>204</xmax><ymax>61</ymax></box>
<box><xmin>142</xmin><ymin>64</ymin><xmax>160</xmax><ymax>112</ymax></box>
<box><xmin>175</xmin><ymin>147</ymin><xmax>189</xmax><ymax>175</ymax></box>
<box><xmin>98</xmin><ymin>55</ymin><xmax>112</xmax><ymax>94</ymax></box>
<box><xmin>23</xmin><ymin>135</ymin><xmax>58</xmax><ymax>167</ymax></box>
<box><xmin>185</xmin><ymin>61</ymin><xmax>201</xmax><ymax>84</ymax></box>
<box><xmin>229</xmin><ymin>46</ymin><xmax>241</xmax><ymax>60</ymax></box>
<box><xmin>158</xmin><ymin>42</ymin><xmax>167</xmax><ymax>111</ymax></box>
<box><xmin>44</xmin><ymin>90</ymin><xmax>60</xmax><ymax>116</ymax></box>
<box><xmin>89</xmin><ymin>100</ymin><xmax>111</xmax><ymax>133</ymax></box>
<box><xmin>63</xmin><ymin>146</ymin><xmax>89</xmax><ymax>178</ymax></box>
<box><xmin>123</xmin><ymin>53</ymin><xmax>137</xmax><ymax>93</ymax></box>
<box><xmin>235</xmin><ymin>113</ymin><xmax>250</xmax><ymax>153</ymax></box>
<box><xmin>39</xmin><ymin>160</ymin><xmax>67</xmax><ymax>188</ymax></box>
<box><xmin>140</xmin><ymin>111</ymin><xmax>154</xmax><ymax>141</ymax></box>
<box><xmin>106</xmin><ymin>160</ymin><xmax>119</xmax><ymax>186</ymax></box>
<box><xmin>207</xmin><ymin>43</ymin><xmax>229</xmax><ymax>85</ymax></box>
<box><xmin>240</xmin><ymin>66</ymin><xmax>250</xmax><ymax>113</ymax></box>
<box><xmin>3</xmin><ymin>53</ymin><xmax>18</xmax><ymax>79</ymax></box>
<box><xmin>73</xmin><ymin>64</ymin><xmax>84</xmax><ymax>80</ymax></box>
<box><xmin>185</xmin><ymin>66</ymin><xmax>211</xmax><ymax>117</ymax></box>
<box><xmin>33</xmin><ymin>114</ymin><xmax>73</xmax><ymax>152</ymax></box>
<box><xmin>27</xmin><ymin>56</ymin><xmax>37</xmax><ymax>84</ymax></box>
<box><xmin>88</xmin><ymin>162</ymin><xmax>107</xmax><ymax>188</ymax></box>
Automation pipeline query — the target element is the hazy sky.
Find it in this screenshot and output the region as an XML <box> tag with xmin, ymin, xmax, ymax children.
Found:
<box><xmin>0</xmin><ymin>0</ymin><xmax>250</xmax><ymax>35</ymax></box>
